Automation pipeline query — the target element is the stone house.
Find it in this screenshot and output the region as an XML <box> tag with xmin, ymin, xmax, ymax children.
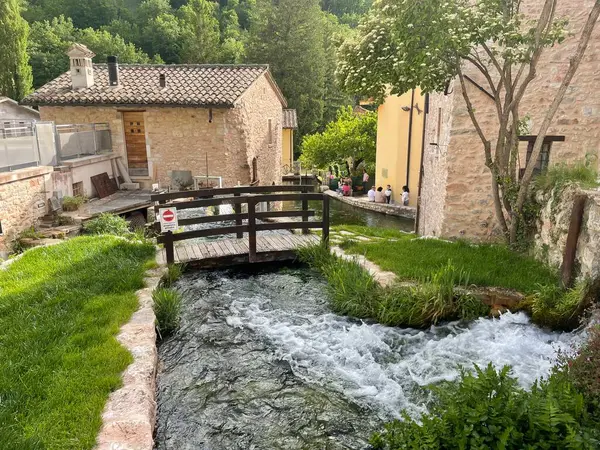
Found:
<box><xmin>22</xmin><ymin>44</ymin><xmax>287</xmax><ymax>189</ymax></box>
<box><xmin>418</xmin><ymin>0</ymin><xmax>600</xmax><ymax>241</ymax></box>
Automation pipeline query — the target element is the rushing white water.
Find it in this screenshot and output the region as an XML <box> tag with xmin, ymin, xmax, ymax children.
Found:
<box><xmin>156</xmin><ymin>268</ymin><xmax>582</xmax><ymax>449</ymax></box>
<box><xmin>228</xmin><ymin>294</ymin><xmax>578</xmax><ymax>420</ymax></box>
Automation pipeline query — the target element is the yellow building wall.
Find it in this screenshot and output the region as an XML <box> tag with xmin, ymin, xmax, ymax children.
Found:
<box><xmin>282</xmin><ymin>129</ymin><xmax>294</xmax><ymax>170</ymax></box>
<box><xmin>375</xmin><ymin>88</ymin><xmax>425</xmax><ymax>207</ymax></box>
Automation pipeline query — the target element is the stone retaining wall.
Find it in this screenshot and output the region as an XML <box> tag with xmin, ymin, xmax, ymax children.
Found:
<box><xmin>95</xmin><ymin>263</ymin><xmax>166</xmax><ymax>450</ymax></box>
<box><xmin>534</xmin><ymin>185</ymin><xmax>600</xmax><ymax>282</ymax></box>
<box><xmin>325</xmin><ymin>189</ymin><xmax>416</xmax><ymax>220</ymax></box>
<box><xmin>0</xmin><ymin>166</ymin><xmax>53</xmax><ymax>258</ymax></box>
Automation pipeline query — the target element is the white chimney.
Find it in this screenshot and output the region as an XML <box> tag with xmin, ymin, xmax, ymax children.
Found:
<box><xmin>67</xmin><ymin>43</ymin><xmax>95</xmax><ymax>89</ymax></box>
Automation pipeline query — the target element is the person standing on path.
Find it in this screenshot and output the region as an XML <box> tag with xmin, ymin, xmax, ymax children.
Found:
<box><xmin>384</xmin><ymin>185</ymin><xmax>393</xmax><ymax>204</ymax></box>
<box><xmin>362</xmin><ymin>169</ymin><xmax>369</xmax><ymax>194</ymax></box>
<box><xmin>402</xmin><ymin>185</ymin><xmax>410</xmax><ymax>206</ymax></box>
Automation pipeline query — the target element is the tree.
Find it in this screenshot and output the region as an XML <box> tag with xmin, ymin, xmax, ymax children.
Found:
<box><xmin>218</xmin><ymin>0</ymin><xmax>246</xmax><ymax>63</ymax></box>
<box><xmin>24</xmin><ymin>0</ymin><xmax>130</xmax><ymax>30</ymax></box>
<box><xmin>179</xmin><ymin>0</ymin><xmax>221</xmax><ymax>63</ymax></box>
<box><xmin>300</xmin><ymin>106</ymin><xmax>376</xmax><ymax>172</ymax></box>
<box><xmin>29</xmin><ymin>16</ymin><xmax>155</xmax><ymax>88</ymax></box>
<box><xmin>338</xmin><ymin>0</ymin><xmax>600</xmax><ymax>245</ymax></box>
<box><xmin>322</xmin><ymin>13</ymin><xmax>354</xmax><ymax>127</ymax></box>
<box><xmin>247</xmin><ymin>0</ymin><xmax>327</xmax><ymax>139</ymax></box>
<box><xmin>0</xmin><ymin>0</ymin><xmax>33</xmax><ymax>100</ymax></box>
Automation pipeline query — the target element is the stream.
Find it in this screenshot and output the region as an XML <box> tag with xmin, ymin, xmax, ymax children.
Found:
<box><xmin>155</xmin><ymin>265</ymin><xmax>579</xmax><ymax>450</ymax></box>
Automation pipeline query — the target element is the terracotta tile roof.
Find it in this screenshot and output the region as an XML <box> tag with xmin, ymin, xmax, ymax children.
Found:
<box><xmin>282</xmin><ymin>109</ymin><xmax>298</xmax><ymax>129</ymax></box>
<box><xmin>22</xmin><ymin>64</ymin><xmax>272</xmax><ymax>108</ymax></box>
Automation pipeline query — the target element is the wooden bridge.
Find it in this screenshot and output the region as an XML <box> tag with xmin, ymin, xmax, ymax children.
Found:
<box><xmin>152</xmin><ymin>185</ymin><xmax>329</xmax><ymax>267</ymax></box>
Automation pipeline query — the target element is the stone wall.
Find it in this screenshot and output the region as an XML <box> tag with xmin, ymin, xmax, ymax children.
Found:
<box><xmin>0</xmin><ymin>166</ymin><xmax>52</xmax><ymax>257</ymax></box>
<box><xmin>420</xmin><ymin>0</ymin><xmax>600</xmax><ymax>241</ymax></box>
<box><xmin>418</xmin><ymin>84</ymin><xmax>455</xmax><ymax>236</ymax></box>
<box><xmin>40</xmin><ymin>74</ymin><xmax>284</xmax><ymax>188</ymax></box>
<box><xmin>232</xmin><ymin>74</ymin><xmax>283</xmax><ymax>186</ymax></box>
<box><xmin>534</xmin><ymin>184</ymin><xmax>600</xmax><ymax>282</ymax></box>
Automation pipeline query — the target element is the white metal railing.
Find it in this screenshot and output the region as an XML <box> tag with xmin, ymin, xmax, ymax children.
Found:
<box><xmin>0</xmin><ymin>121</ymin><xmax>40</xmax><ymax>172</ymax></box>
<box><xmin>55</xmin><ymin>123</ymin><xmax>112</xmax><ymax>161</ymax></box>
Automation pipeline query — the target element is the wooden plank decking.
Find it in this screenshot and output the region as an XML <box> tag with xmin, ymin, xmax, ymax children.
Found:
<box><xmin>157</xmin><ymin>233</ymin><xmax>320</xmax><ymax>266</ymax></box>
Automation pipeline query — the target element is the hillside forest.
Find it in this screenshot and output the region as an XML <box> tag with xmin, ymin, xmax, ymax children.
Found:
<box><xmin>1</xmin><ymin>0</ymin><xmax>374</xmax><ymax>146</ymax></box>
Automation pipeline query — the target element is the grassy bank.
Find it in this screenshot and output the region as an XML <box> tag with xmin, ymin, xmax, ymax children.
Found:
<box><xmin>0</xmin><ymin>236</ymin><xmax>155</xmax><ymax>449</ymax></box>
<box><xmin>298</xmin><ymin>244</ymin><xmax>488</xmax><ymax>328</ymax></box>
<box><xmin>335</xmin><ymin>226</ymin><xmax>558</xmax><ymax>294</ymax></box>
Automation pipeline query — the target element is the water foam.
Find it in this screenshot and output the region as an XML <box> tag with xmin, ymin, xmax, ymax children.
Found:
<box><xmin>228</xmin><ymin>297</ymin><xmax>577</xmax><ymax>419</ymax></box>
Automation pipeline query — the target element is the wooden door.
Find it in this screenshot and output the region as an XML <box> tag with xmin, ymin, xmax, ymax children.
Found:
<box><xmin>122</xmin><ymin>112</ymin><xmax>148</xmax><ymax>176</ymax></box>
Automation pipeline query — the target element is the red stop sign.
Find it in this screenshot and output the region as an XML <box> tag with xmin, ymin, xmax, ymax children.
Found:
<box><xmin>163</xmin><ymin>209</ymin><xmax>175</xmax><ymax>222</ymax></box>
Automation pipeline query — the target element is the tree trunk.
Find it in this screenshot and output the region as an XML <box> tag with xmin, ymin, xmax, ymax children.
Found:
<box><xmin>511</xmin><ymin>1</ymin><xmax>600</xmax><ymax>243</ymax></box>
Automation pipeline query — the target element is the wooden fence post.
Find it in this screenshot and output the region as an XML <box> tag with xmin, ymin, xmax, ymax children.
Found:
<box><xmin>164</xmin><ymin>231</ymin><xmax>175</xmax><ymax>265</ymax></box>
<box><xmin>234</xmin><ymin>192</ymin><xmax>243</xmax><ymax>238</ymax></box>
<box><xmin>301</xmin><ymin>187</ymin><xmax>309</xmax><ymax>235</ymax></box>
<box><xmin>322</xmin><ymin>194</ymin><xmax>330</xmax><ymax>247</ymax></box>
<box><xmin>247</xmin><ymin>197</ymin><xmax>257</xmax><ymax>263</ymax></box>
<box><xmin>561</xmin><ymin>194</ymin><xmax>587</xmax><ymax>288</ymax></box>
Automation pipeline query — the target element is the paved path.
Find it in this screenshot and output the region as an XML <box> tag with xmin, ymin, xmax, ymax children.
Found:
<box><xmin>324</xmin><ymin>189</ymin><xmax>416</xmax><ymax>219</ymax></box>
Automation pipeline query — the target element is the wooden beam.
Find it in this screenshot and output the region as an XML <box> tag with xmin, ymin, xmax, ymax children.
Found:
<box><xmin>151</xmin><ymin>184</ymin><xmax>316</xmax><ymax>202</ymax></box>
<box><xmin>561</xmin><ymin>194</ymin><xmax>587</xmax><ymax>288</ymax></box>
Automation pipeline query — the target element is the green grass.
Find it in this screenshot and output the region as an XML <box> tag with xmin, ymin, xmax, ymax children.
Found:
<box><xmin>338</xmin><ymin>230</ymin><xmax>558</xmax><ymax>294</ymax></box>
<box><xmin>153</xmin><ymin>287</ymin><xmax>182</xmax><ymax>339</ymax></box>
<box><xmin>0</xmin><ymin>236</ymin><xmax>155</xmax><ymax>449</ymax></box>
<box><xmin>534</xmin><ymin>161</ymin><xmax>599</xmax><ymax>192</ymax></box>
<box><xmin>297</xmin><ymin>245</ymin><xmax>490</xmax><ymax>328</ymax></box>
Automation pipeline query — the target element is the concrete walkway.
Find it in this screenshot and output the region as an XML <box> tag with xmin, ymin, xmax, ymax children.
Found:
<box><xmin>324</xmin><ymin>189</ymin><xmax>416</xmax><ymax>219</ymax></box>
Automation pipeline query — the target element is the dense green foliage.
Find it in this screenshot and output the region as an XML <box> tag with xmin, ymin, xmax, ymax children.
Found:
<box><xmin>371</xmin><ymin>364</ymin><xmax>600</xmax><ymax>449</ymax></box>
<box><xmin>153</xmin><ymin>287</ymin><xmax>182</xmax><ymax>338</ymax></box>
<box><xmin>300</xmin><ymin>106</ymin><xmax>377</xmax><ymax>170</ymax></box>
<box><xmin>0</xmin><ymin>236</ymin><xmax>155</xmax><ymax>449</ymax></box>
<box><xmin>297</xmin><ymin>244</ymin><xmax>489</xmax><ymax>328</ymax></box>
<box><xmin>83</xmin><ymin>213</ymin><xmax>131</xmax><ymax>237</ymax></box>
<box><xmin>0</xmin><ymin>0</ymin><xmax>33</xmax><ymax>99</ymax></box>
<box><xmin>20</xmin><ymin>0</ymin><xmax>364</xmax><ymax>140</ymax></box>
<box><xmin>564</xmin><ymin>326</ymin><xmax>600</xmax><ymax>420</ymax></box>
<box><xmin>337</xmin><ymin>226</ymin><xmax>559</xmax><ymax>294</ymax></box>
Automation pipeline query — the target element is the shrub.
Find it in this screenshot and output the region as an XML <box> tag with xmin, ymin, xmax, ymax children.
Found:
<box><xmin>161</xmin><ymin>263</ymin><xmax>185</xmax><ymax>287</ymax></box>
<box><xmin>371</xmin><ymin>364</ymin><xmax>599</xmax><ymax>449</ymax></box>
<box><xmin>83</xmin><ymin>213</ymin><xmax>130</xmax><ymax>237</ymax></box>
<box><xmin>62</xmin><ymin>195</ymin><xmax>85</xmax><ymax>212</ymax></box>
<box><xmin>528</xmin><ymin>281</ymin><xmax>592</xmax><ymax>330</ymax></box>
<box><xmin>153</xmin><ymin>287</ymin><xmax>182</xmax><ymax>339</ymax></box>
<box><xmin>560</xmin><ymin>326</ymin><xmax>600</xmax><ymax>420</ymax></box>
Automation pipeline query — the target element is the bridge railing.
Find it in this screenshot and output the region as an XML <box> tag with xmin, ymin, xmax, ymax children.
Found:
<box><xmin>151</xmin><ymin>185</ymin><xmax>329</xmax><ymax>264</ymax></box>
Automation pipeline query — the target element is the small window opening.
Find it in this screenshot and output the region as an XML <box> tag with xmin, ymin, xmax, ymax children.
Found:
<box><xmin>268</xmin><ymin>119</ymin><xmax>273</xmax><ymax>144</ymax></box>
<box><xmin>252</xmin><ymin>157</ymin><xmax>258</xmax><ymax>184</ymax></box>
<box><xmin>436</xmin><ymin>108</ymin><xmax>442</xmax><ymax>144</ymax></box>
<box><xmin>72</xmin><ymin>181</ymin><xmax>84</xmax><ymax>197</ymax></box>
